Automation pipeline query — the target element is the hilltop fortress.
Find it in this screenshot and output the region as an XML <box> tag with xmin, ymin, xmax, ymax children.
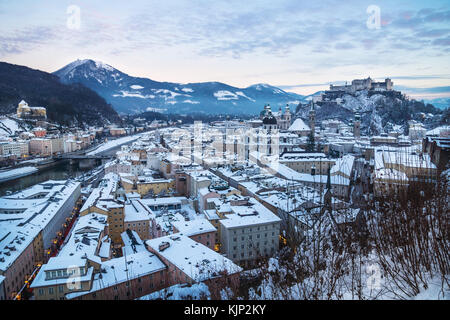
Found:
<box><xmin>329</xmin><ymin>77</ymin><xmax>393</xmax><ymax>94</ymax></box>
<box><xmin>312</xmin><ymin>77</ymin><xmax>403</xmax><ymax>104</ymax></box>
<box><xmin>16</xmin><ymin>100</ymin><xmax>47</xmax><ymax>120</ymax></box>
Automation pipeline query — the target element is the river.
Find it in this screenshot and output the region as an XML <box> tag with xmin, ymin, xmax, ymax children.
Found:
<box><xmin>0</xmin><ymin>142</ymin><xmax>126</xmax><ymax>196</ymax></box>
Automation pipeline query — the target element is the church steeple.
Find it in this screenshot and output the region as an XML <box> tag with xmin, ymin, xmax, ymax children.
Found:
<box><xmin>309</xmin><ymin>101</ymin><xmax>316</xmax><ymax>135</ymax></box>
<box><xmin>354</xmin><ymin>107</ymin><xmax>361</xmax><ymax>139</ymax></box>
<box><xmin>284</xmin><ymin>103</ymin><xmax>292</xmax><ymax>126</ymax></box>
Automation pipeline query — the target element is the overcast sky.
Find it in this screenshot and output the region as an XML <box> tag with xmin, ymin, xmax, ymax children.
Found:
<box><xmin>1</xmin><ymin>0</ymin><xmax>449</xmax><ymax>98</ymax></box>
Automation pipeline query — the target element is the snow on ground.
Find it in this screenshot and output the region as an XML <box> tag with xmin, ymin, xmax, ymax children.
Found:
<box><xmin>112</xmin><ymin>91</ymin><xmax>155</xmax><ymax>99</ymax></box>
<box><xmin>130</xmin><ymin>85</ymin><xmax>144</xmax><ymax>90</ymax></box>
<box><xmin>0</xmin><ymin>117</ymin><xmax>21</xmax><ymax>137</ymax></box>
<box><xmin>181</xmin><ymin>88</ymin><xmax>194</xmax><ymax>93</ymax></box>
<box><xmin>146</xmin><ymin>107</ymin><xmax>167</xmax><ymax>112</ymax></box>
<box><xmin>0</xmin><ymin>166</ymin><xmax>38</xmax><ymax>181</ymax></box>
<box><xmin>94</xmin><ymin>60</ymin><xmax>114</xmax><ymax>71</ymax></box>
<box><xmin>138</xmin><ymin>283</ymin><xmax>211</xmax><ymax>300</ymax></box>
<box><xmin>87</xmin><ymin>134</ymin><xmax>142</xmax><ymax>155</ymax></box>
<box><xmin>413</xmin><ymin>277</ymin><xmax>449</xmax><ymax>300</ymax></box>
<box><xmin>235</xmin><ymin>91</ymin><xmax>256</xmax><ymax>102</ymax></box>
<box><xmin>153</xmin><ymin>89</ymin><xmax>185</xmax><ymax>99</ymax></box>
<box><xmin>214</xmin><ymin>90</ymin><xmax>238</xmax><ymax>100</ymax></box>
<box><xmin>183</xmin><ymin>99</ymin><xmax>200</xmax><ymax>104</ymax></box>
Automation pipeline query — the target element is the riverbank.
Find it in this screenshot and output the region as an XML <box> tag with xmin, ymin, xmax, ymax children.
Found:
<box><xmin>0</xmin><ymin>166</ymin><xmax>38</xmax><ymax>183</ymax></box>
<box><xmin>87</xmin><ymin>133</ymin><xmax>142</xmax><ymax>155</ymax></box>
<box><xmin>0</xmin><ymin>134</ymin><xmax>139</xmax><ymax>196</ymax></box>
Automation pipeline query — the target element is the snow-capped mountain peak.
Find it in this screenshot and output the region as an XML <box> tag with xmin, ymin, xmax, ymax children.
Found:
<box><xmin>53</xmin><ymin>59</ymin><xmax>306</xmax><ymax>115</ymax></box>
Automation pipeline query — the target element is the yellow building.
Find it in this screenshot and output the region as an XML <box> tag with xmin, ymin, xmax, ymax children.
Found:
<box><xmin>17</xmin><ymin>100</ymin><xmax>47</xmax><ymax>119</ymax></box>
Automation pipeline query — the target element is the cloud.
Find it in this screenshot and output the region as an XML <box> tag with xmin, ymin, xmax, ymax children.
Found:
<box><xmin>0</xmin><ymin>26</ymin><xmax>58</xmax><ymax>57</ymax></box>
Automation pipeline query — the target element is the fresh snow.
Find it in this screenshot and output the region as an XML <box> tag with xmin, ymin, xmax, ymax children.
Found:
<box><xmin>213</xmin><ymin>90</ymin><xmax>238</xmax><ymax>100</ymax></box>
<box><xmin>138</xmin><ymin>283</ymin><xmax>211</xmax><ymax>300</ymax></box>
<box><xmin>235</xmin><ymin>91</ymin><xmax>256</xmax><ymax>102</ymax></box>
<box><xmin>87</xmin><ymin>134</ymin><xmax>142</xmax><ymax>156</ymax></box>
<box><xmin>0</xmin><ymin>117</ymin><xmax>22</xmax><ymax>137</ymax></box>
<box><xmin>183</xmin><ymin>99</ymin><xmax>200</xmax><ymax>104</ymax></box>
<box><xmin>288</xmin><ymin>118</ymin><xmax>310</xmax><ymax>132</ymax></box>
<box><xmin>0</xmin><ymin>166</ymin><xmax>38</xmax><ymax>182</ymax></box>
<box><xmin>112</xmin><ymin>91</ymin><xmax>155</xmax><ymax>99</ymax></box>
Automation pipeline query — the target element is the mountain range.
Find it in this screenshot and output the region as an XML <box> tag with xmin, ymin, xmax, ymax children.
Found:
<box><xmin>54</xmin><ymin>59</ymin><xmax>306</xmax><ymax>115</ymax></box>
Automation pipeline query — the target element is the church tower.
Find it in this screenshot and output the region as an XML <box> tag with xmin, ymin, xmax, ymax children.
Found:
<box><xmin>354</xmin><ymin>108</ymin><xmax>361</xmax><ymax>139</ymax></box>
<box><xmin>309</xmin><ymin>101</ymin><xmax>316</xmax><ymax>135</ymax></box>
<box><xmin>284</xmin><ymin>104</ymin><xmax>292</xmax><ymax>128</ymax></box>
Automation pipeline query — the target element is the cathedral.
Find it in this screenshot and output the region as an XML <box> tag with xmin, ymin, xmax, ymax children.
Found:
<box><xmin>259</xmin><ymin>104</ymin><xmax>292</xmax><ymax>130</ymax></box>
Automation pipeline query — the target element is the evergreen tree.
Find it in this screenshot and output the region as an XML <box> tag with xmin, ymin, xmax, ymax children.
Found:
<box><xmin>306</xmin><ymin>131</ymin><xmax>315</xmax><ymax>152</ymax></box>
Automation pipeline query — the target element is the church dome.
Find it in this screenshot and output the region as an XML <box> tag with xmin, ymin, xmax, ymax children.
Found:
<box><xmin>263</xmin><ymin>111</ymin><xmax>277</xmax><ymax>125</ymax></box>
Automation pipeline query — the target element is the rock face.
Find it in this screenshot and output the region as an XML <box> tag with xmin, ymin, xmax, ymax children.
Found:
<box><xmin>295</xmin><ymin>89</ymin><xmax>444</xmax><ymax>135</ymax></box>
<box><xmin>0</xmin><ymin>61</ymin><xmax>120</xmax><ymax>126</ymax></box>
<box><xmin>54</xmin><ymin>59</ymin><xmax>306</xmax><ymax>115</ymax></box>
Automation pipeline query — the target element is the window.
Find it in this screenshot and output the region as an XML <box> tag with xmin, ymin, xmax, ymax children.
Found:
<box><xmin>38</xmin><ymin>288</ymin><xmax>44</xmax><ymax>296</ymax></box>
<box><xmin>48</xmin><ymin>287</ymin><xmax>54</xmax><ymax>294</ymax></box>
<box><xmin>58</xmin><ymin>285</ymin><xmax>64</xmax><ymax>293</ymax></box>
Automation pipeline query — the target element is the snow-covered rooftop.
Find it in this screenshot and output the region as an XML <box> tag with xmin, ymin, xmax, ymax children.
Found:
<box><xmin>146</xmin><ymin>235</ymin><xmax>242</xmax><ymax>282</ymax></box>
<box><xmin>0</xmin><ymin>180</ymin><xmax>80</xmax><ymax>272</ymax></box>
<box><xmin>288</xmin><ymin>118</ymin><xmax>310</xmax><ymax>132</ymax></box>
<box><xmin>172</xmin><ymin>218</ymin><xmax>216</xmax><ymax>237</ymax></box>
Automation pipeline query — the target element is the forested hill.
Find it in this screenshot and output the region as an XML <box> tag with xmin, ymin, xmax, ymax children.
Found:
<box><xmin>0</xmin><ymin>61</ymin><xmax>120</xmax><ymax>126</ymax></box>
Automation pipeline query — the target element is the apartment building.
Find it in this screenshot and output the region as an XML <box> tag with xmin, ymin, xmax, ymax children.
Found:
<box><xmin>146</xmin><ymin>235</ymin><xmax>242</xmax><ymax>299</ymax></box>
<box><xmin>0</xmin><ymin>180</ymin><xmax>81</xmax><ymax>299</ymax></box>
<box><xmin>218</xmin><ymin>197</ymin><xmax>281</xmax><ymax>267</ymax></box>
<box><xmin>279</xmin><ymin>152</ymin><xmax>336</xmax><ymax>175</ymax></box>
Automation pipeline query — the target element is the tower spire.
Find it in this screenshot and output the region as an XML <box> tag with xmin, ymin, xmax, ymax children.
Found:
<box><xmin>309</xmin><ymin>100</ymin><xmax>316</xmax><ymax>135</ymax></box>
